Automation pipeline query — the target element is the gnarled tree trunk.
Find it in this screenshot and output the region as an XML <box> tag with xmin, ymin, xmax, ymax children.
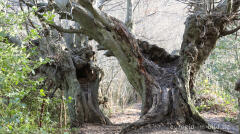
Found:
<box><xmin>35</xmin><ymin>27</ymin><xmax>110</xmax><ymax>127</ymax></box>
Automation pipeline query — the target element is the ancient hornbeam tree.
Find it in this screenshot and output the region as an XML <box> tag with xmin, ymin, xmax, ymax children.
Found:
<box><xmin>35</xmin><ymin>28</ymin><xmax>111</xmax><ymax>127</ymax></box>
<box><xmin>19</xmin><ymin>6</ymin><xmax>112</xmax><ymax>127</ymax></box>
<box><xmin>24</xmin><ymin>0</ymin><xmax>240</xmax><ymax>133</ymax></box>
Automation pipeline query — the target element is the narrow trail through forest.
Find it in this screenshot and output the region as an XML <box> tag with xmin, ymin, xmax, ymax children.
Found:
<box><xmin>76</xmin><ymin>103</ymin><xmax>238</xmax><ymax>134</ymax></box>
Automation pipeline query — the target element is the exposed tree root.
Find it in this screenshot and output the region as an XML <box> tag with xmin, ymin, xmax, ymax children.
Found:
<box><xmin>120</xmin><ymin>119</ymin><xmax>155</xmax><ymax>134</ymax></box>
<box><xmin>120</xmin><ymin>115</ymin><xmax>232</xmax><ymax>134</ymax></box>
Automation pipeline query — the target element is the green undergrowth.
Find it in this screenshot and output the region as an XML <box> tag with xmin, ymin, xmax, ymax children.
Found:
<box><xmin>196</xmin><ymin>35</ymin><xmax>239</xmax><ymax>120</ymax></box>
<box><xmin>0</xmin><ymin>2</ymin><xmax>63</xmax><ymax>133</ymax></box>
<box><xmin>196</xmin><ymin>79</ymin><xmax>238</xmax><ymax>114</ymax></box>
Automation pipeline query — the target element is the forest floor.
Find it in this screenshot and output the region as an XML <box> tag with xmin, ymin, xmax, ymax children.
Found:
<box><xmin>75</xmin><ymin>103</ymin><xmax>238</xmax><ymax>134</ymax></box>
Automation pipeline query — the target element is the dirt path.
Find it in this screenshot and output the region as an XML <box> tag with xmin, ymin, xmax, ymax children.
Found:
<box><xmin>76</xmin><ymin>103</ymin><xmax>238</xmax><ymax>134</ymax></box>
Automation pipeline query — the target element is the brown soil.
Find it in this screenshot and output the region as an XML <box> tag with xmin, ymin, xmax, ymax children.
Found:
<box><xmin>74</xmin><ymin>103</ymin><xmax>238</xmax><ymax>134</ymax></box>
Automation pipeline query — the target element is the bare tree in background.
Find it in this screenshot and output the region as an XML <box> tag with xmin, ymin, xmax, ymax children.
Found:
<box><xmin>125</xmin><ymin>0</ymin><xmax>133</xmax><ymax>30</ymax></box>
<box><xmin>19</xmin><ymin>0</ymin><xmax>240</xmax><ymax>133</ymax></box>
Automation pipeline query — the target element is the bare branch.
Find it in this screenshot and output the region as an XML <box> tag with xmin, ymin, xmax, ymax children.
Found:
<box><xmin>48</xmin><ymin>23</ymin><xmax>85</xmax><ymax>34</ymax></box>
<box><xmin>133</xmin><ymin>0</ymin><xmax>140</xmax><ymax>12</ymax></box>
<box><xmin>221</xmin><ymin>25</ymin><xmax>240</xmax><ymax>36</ymax></box>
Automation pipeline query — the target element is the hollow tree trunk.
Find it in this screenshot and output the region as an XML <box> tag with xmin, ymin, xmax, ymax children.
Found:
<box><xmin>133</xmin><ymin>12</ymin><xmax>225</xmax><ymax>129</ymax></box>
<box><xmin>35</xmin><ymin>27</ymin><xmax>110</xmax><ymax>127</ymax></box>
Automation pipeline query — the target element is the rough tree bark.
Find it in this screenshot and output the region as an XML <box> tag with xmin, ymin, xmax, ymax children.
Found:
<box><xmin>34</xmin><ymin>25</ymin><xmax>111</xmax><ymax>127</ymax></box>
<box><xmin>26</xmin><ymin>0</ymin><xmax>240</xmax><ymax>132</ymax></box>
